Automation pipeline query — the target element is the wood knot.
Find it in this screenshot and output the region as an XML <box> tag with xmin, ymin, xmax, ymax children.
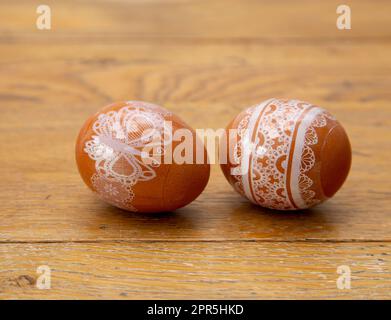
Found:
<box><xmin>15</xmin><ymin>275</ymin><xmax>36</xmax><ymax>288</ymax></box>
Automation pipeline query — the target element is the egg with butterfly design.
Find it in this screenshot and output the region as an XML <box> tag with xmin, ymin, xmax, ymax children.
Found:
<box><xmin>76</xmin><ymin>101</ymin><xmax>210</xmax><ymax>212</ymax></box>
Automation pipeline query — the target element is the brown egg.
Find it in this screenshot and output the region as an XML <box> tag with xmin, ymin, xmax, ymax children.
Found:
<box><xmin>76</xmin><ymin>101</ymin><xmax>210</xmax><ymax>212</ymax></box>
<box><xmin>220</xmin><ymin>98</ymin><xmax>351</xmax><ymax>210</ymax></box>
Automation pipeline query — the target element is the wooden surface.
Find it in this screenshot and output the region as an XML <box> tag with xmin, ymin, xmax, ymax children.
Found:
<box><xmin>0</xmin><ymin>0</ymin><xmax>390</xmax><ymax>299</ymax></box>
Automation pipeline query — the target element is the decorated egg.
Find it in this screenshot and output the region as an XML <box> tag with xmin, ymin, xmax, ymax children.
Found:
<box><xmin>220</xmin><ymin>98</ymin><xmax>351</xmax><ymax>210</ymax></box>
<box><xmin>76</xmin><ymin>101</ymin><xmax>210</xmax><ymax>212</ymax></box>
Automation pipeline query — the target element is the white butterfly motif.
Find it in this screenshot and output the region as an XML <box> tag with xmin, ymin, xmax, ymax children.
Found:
<box><xmin>84</xmin><ymin>103</ymin><xmax>172</xmax><ymax>210</ymax></box>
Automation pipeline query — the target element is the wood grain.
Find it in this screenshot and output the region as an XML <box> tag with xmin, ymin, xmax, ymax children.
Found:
<box><xmin>0</xmin><ymin>0</ymin><xmax>390</xmax><ymax>299</ymax></box>
<box><xmin>0</xmin><ymin>43</ymin><xmax>390</xmax><ymax>242</ymax></box>
<box><xmin>0</xmin><ymin>242</ymin><xmax>390</xmax><ymax>299</ymax></box>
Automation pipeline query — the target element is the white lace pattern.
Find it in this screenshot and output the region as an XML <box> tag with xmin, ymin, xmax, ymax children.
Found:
<box><xmin>84</xmin><ymin>101</ymin><xmax>171</xmax><ymax>211</ymax></box>
<box><xmin>230</xmin><ymin>99</ymin><xmax>335</xmax><ymax>210</ymax></box>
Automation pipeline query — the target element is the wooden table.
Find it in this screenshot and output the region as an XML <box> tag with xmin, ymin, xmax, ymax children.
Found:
<box><xmin>0</xmin><ymin>0</ymin><xmax>390</xmax><ymax>299</ymax></box>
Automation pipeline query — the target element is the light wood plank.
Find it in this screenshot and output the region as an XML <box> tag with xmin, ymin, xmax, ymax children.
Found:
<box><xmin>0</xmin><ymin>242</ymin><xmax>390</xmax><ymax>299</ymax></box>
<box><xmin>0</xmin><ymin>42</ymin><xmax>390</xmax><ymax>242</ymax></box>
<box><xmin>0</xmin><ymin>0</ymin><xmax>390</xmax><ymax>40</ymax></box>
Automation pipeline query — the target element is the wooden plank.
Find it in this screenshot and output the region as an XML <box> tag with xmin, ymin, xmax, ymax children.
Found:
<box><xmin>0</xmin><ymin>0</ymin><xmax>390</xmax><ymax>40</ymax></box>
<box><xmin>1</xmin><ymin>42</ymin><xmax>390</xmax><ymax>71</ymax></box>
<box><xmin>0</xmin><ymin>42</ymin><xmax>390</xmax><ymax>114</ymax></box>
<box><xmin>0</xmin><ymin>42</ymin><xmax>390</xmax><ymax>242</ymax></box>
<box><xmin>0</xmin><ymin>0</ymin><xmax>390</xmax><ymax>300</ymax></box>
<box><xmin>0</xmin><ymin>242</ymin><xmax>389</xmax><ymax>299</ymax></box>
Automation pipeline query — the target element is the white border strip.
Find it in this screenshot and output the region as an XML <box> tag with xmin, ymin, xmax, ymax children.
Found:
<box><xmin>282</xmin><ymin>103</ymin><xmax>312</xmax><ymax>209</ymax></box>
<box><xmin>241</xmin><ymin>98</ymin><xmax>275</xmax><ymax>204</ymax></box>
<box><xmin>289</xmin><ymin>107</ymin><xmax>325</xmax><ymax>209</ymax></box>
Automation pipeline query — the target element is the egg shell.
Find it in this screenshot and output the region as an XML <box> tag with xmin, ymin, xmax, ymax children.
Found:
<box><xmin>76</xmin><ymin>101</ymin><xmax>210</xmax><ymax>212</ymax></box>
<box><xmin>220</xmin><ymin>98</ymin><xmax>351</xmax><ymax>210</ymax></box>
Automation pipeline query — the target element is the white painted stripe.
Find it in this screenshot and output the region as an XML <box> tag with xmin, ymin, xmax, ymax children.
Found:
<box><xmin>289</xmin><ymin>107</ymin><xmax>325</xmax><ymax>209</ymax></box>
<box><xmin>241</xmin><ymin>98</ymin><xmax>275</xmax><ymax>204</ymax></box>
<box><xmin>281</xmin><ymin>103</ymin><xmax>312</xmax><ymax>209</ymax></box>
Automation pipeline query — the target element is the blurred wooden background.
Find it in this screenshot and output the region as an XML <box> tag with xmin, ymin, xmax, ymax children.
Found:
<box><xmin>0</xmin><ymin>0</ymin><xmax>390</xmax><ymax>299</ymax></box>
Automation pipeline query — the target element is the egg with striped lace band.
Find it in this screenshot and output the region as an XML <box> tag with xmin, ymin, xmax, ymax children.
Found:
<box><xmin>220</xmin><ymin>98</ymin><xmax>352</xmax><ymax>210</ymax></box>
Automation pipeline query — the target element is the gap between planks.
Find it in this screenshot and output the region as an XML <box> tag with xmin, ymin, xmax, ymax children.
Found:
<box><xmin>1</xmin><ymin>239</ymin><xmax>391</xmax><ymax>245</ymax></box>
